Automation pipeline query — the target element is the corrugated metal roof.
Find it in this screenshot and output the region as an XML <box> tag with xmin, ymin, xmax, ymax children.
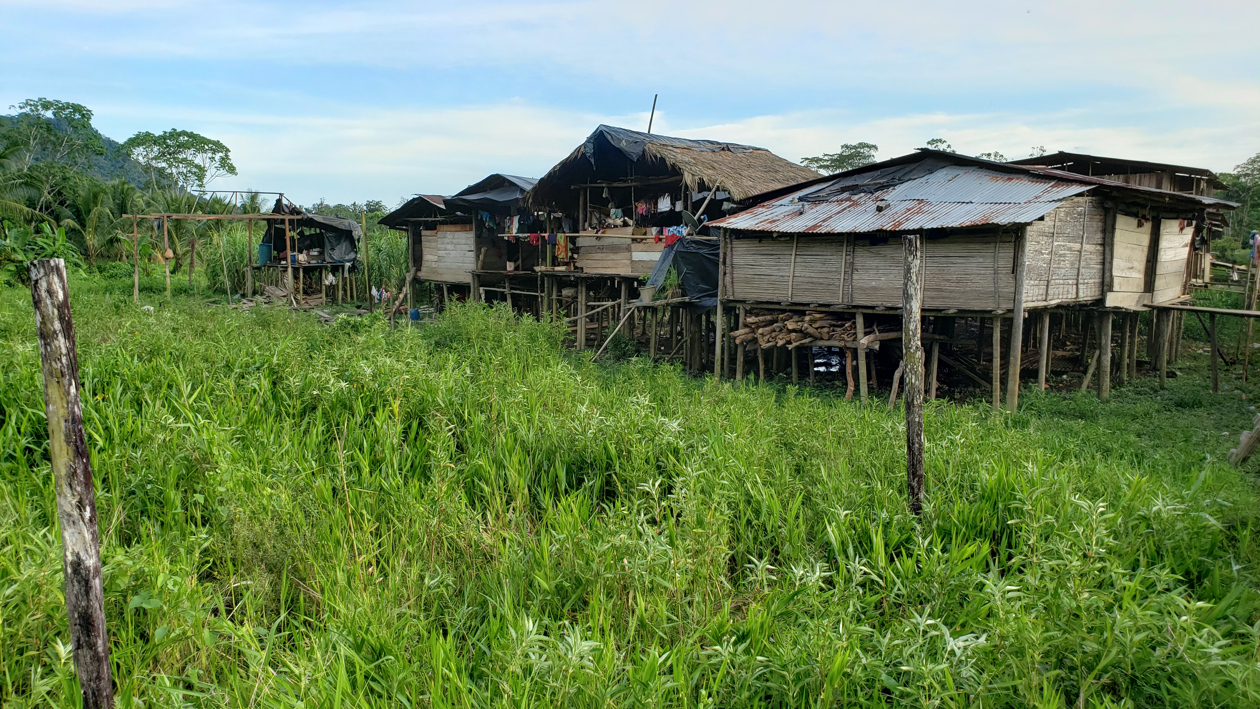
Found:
<box><xmin>711</xmin><ymin>163</ymin><xmax>1093</xmax><ymax>234</ymax></box>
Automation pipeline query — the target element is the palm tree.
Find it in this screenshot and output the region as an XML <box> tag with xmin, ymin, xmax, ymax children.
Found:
<box><xmin>59</xmin><ymin>181</ymin><xmax>118</xmax><ymax>266</ymax></box>
<box><xmin>0</xmin><ymin>142</ymin><xmax>39</xmax><ymax>223</ymax></box>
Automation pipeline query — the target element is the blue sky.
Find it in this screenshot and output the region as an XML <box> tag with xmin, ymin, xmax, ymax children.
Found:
<box><xmin>4</xmin><ymin>0</ymin><xmax>1258</xmax><ymax>206</ymax></box>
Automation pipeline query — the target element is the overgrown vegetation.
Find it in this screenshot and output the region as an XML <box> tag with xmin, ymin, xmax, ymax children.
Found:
<box><xmin>2</xmin><ymin>276</ymin><xmax>1260</xmax><ymax>707</ymax></box>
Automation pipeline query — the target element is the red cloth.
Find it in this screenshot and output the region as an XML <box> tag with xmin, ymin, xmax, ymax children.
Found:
<box><xmin>528</xmin><ymin>232</ymin><xmax>541</xmax><ymax>245</ymax></box>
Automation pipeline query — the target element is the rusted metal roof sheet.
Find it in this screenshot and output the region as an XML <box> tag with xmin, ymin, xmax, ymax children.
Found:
<box><xmin>711</xmin><ymin>164</ymin><xmax>1094</xmax><ymax>234</ymax></box>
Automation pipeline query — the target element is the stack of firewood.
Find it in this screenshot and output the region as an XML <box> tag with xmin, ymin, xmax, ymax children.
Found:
<box><xmin>729</xmin><ymin>311</ymin><xmax>857</xmax><ymax>349</ymax></box>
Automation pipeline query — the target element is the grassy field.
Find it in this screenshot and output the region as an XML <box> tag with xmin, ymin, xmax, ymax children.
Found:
<box><xmin>2</xmin><ymin>275</ymin><xmax>1260</xmax><ymax>707</ymax></box>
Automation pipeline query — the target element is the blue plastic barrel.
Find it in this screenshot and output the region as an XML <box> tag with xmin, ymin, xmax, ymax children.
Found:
<box><xmin>409</xmin><ymin>308</ymin><xmax>421</xmax><ymax>322</ymax></box>
<box><xmin>257</xmin><ymin>242</ymin><xmax>273</xmax><ymax>265</ymax></box>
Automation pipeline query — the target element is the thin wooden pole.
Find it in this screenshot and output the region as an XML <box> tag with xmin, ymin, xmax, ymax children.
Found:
<box><xmin>1006</xmin><ymin>232</ymin><xmax>1027</xmax><ymax>412</ymax></box>
<box><xmin>1128</xmin><ymin>313</ymin><xmax>1139</xmax><ymax>381</ymax></box>
<box><xmin>28</xmin><ymin>260</ymin><xmax>114</xmax><ymax>709</ymax></box>
<box><xmin>991</xmin><ymin>316</ymin><xmax>1002</xmax><ymax>411</ymax></box>
<box><xmin>1209</xmin><ymin>313</ymin><xmax>1219</xmax><ymax>393</ymax></box>
<box><xmin>285</xmin><ymin>218</ymin><xmax>296</xmax><ymax>307</ymax></box>
<box><xmin>1037</xmin><ymin>311</ymin><xmax>1051</xmax><ymax>390</ymax></box>
<box><xmin>714</xmin><ymin>233</ymin><xmax>726</xmax><ymax>379</ymax></box>
<box><xmin>364</xmin><ymin>214</ymin><xmax>373</xmax><ymax>313</ymax></box>
<box><xmin>1119</xmin><ymin>313</ymin><xmax>1131</xmax><ymax>386</ymax></box>
<box><xmin>735</xmin><ymin>306</ymin><xmax>745</xmax><ymax>379</ymax></box>
<box><xmin>856</xmin><ymin>311</ymin><xmax>868</xmax><ymax>403</ymax></box>
<box><xmin>1099</xmin><ymin>311</ymin><xmax>1113</xmax><ymax>402</ymax></box>
<box><xmin>131</xmin><ymin>216</ymin><xmax>139</xmax><ymax>304</ymax></box>
<box><xmin>576</xmin><ymin>281</ymin><xmax>587</xmax><ymax>349</ymax></box>
<box><xmin>650</xmin><ymin>306</ymin><xmax>659</xmax><ymax>360</ymax></box>
<box><xmin>844</xmin><ymin>347</ymin><xmax>854</xmax><ymax>400</ymax></box>
<box><xmin>245</xmin><ymin>219</ymin><xmax>253</xmax><ymax>298</ymax></box>
<box><xmin>162</xmin><ymin>216</ymin><xmax>171</xmax><ymax>300</ymax></box>
<box><xmin>903</xmin><ymin>235</ymin><xmax>925</xmax><ymax>514</ymax></box>
<box><xmin>791</xmin><ymin>346</ymin><xmax>799</xmax><ymax>385</ymax></box>
<box><xmin>218</xmin><ymin>226</ymin><xmax>232</xmax><ymax>304</ymax></box>
<box><xmin>929</xmin><ymin>340</ymin><xmax>940</xmax><ymax>400</ymax></box>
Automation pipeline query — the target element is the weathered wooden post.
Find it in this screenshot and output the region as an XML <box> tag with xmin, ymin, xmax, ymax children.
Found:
<box><xmin>903</xmin><ymin>235</ymin><xmax>925</xmax><ymax>515</ymax></box>
<box><xmin>1005</xmin><ymin>233</ymin><xmax>1027</xmax><ymax>412</ymax></box>
<box><xmin>29</xmin><ymin>260</ymin><xmax>114</xmax><ymax>709</ymax></box>
<box><xmin>991</xmin><ymin>316</ymin><xmax>1002</xmax><ymax>411</ymax></box>
<box><xmin>1098</xmin><ymin>311</ymin><xmax>1113</xmax><ymax>401</ymax></box>
<box><xmin>162</xmin><ymin>216</ymin><xmax>171</xmax><ymax>300</ymax></box>
<box><xmin>1037</xmin><ymin>311</ymin><xmax>1051</xmax><ymax>390</ymax></box>
<box><xmin>131</xmin><ymin>216</ymin><xmax>140</xmax><ymax>304</ymax></box>
<box><xmin>1208</xmin><ymin>312</ymin><xmax>1219</xmax><ymax>393</ymax></box>
<box><xmin>856</xmin><ymin>311</ymin><xmax>868</xmax><ymax>403</ymax></box>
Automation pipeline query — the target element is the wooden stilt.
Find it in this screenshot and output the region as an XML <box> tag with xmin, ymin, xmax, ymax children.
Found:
<box><xmin>1128</xmin><ymin>313</ymin><xmax>1139</xmax><ymax>381</ymax></box>
<box><xmin>929</xmin><ymin>340</ymin><xmax>940</xmax><ymax>400</ymax></box>
<box><xmin>991</xmin><ymin>316</ymin><xmax>1002</xmax><ymax>411</ymax></box>
<box><xmin>651</xmin><ymin>307</ymin><xmax>659</xmax><ymax>361</ymax></box>
<box><xmin>857</xmin><ymin>311</ymin><xmax>868</xmax><ymax>403</ymax></box>
<box><xmin>576</xmin><ymin>281</ymin><xmax>587</xmax><ymax>349</ymax></box>
<box><xmin>758</xmin><ymin>344</ymin><xmax>766</xmax><ymax>381</ymax></box>
<box><xmin>1037</xmin><ymin>311</ymin><xmax>1051</xmax><ymax>390</ymax></box>
<box><xmin>844</xmin><ymin>347</ymin><xmax>853</xmax><ymax>400</ymax></box>
<box><xmin>791</xmin><ymin>347</ymin><xmax>799</xmax><ymax>385</ymax></box>
<box><xmin>1156</xmin><ymin>311</ymin><xmax>1170</xmax><ymax>389</ymax></box>
<box><xmin>1099</xmin><ymin>311</ymin><xmax>1113</xmax><ymax>402</ymax></box>
<box><xmin>1006</xmin><ymin>233</ymin><xmax>1027</xmax><ymax>412</ymax></box>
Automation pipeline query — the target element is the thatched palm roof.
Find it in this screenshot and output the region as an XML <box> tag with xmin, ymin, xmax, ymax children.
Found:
<box><xmin>527</xmin><ymin>125</ymin><xmax>818</xmax><ymax>212</ymax></box>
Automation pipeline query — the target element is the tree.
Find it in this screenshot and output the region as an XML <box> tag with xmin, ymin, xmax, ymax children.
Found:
<box><xmin>1029</xmin><ymin>146</ymin><xmax>1048</xmax><ymax>158</ymax></box>
<box><xmin>1220</xmin><ymin>152</ymin><xmax>1260</xmax><ymax>242</ymax></box>
<box><xmin>3</xmin><ymin>99</ymin><xmax>107</xmax><ymax>213</ymax></box>
<box><xmin>800</xmin><ymin>142</ymin><xmax>878</xmax><ymax>174</ymax></box>
<box><xmin>5</xmin><ymin>98</ymin><xmax>105</xmax><ymax>173</ymax></box>
<box><xmin>122</xmin><ymin>129</ymin><xmax>237</xmax><ymax>192</ymax></box>
<box><xmin>924</xmin><ymin>138</ymin><xmax>954</xmax><ymax>153</ymax></box>
<box><xmin>976</xmin><ymin>151</ymin><xmax>1007</xmax><ymax>162</ymax></box>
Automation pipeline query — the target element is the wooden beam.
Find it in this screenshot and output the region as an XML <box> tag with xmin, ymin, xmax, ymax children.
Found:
<box><xmin>29</xmin><ymin>260</ymin><xmax>114</xmax><ymax>709</ymax></box>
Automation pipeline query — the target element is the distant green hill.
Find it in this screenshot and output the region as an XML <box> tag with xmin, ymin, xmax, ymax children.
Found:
<box><xmin>0</xmin><ymin>114</ymin><xmax>150</xmax><ymax>187</ymax></box>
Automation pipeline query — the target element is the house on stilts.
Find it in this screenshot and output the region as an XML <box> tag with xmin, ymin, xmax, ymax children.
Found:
<box><xmin>525</xmin><ymin>124</ymin><xmax>818</xmax><ymax>361</ymax></box>
<box><xmin>706</xmin><ymin>149</ymin><xmax>1235</xmax><ymax>405</ymax></box>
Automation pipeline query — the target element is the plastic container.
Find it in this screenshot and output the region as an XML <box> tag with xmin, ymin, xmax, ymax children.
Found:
<box><xmin>257</xmin><ymin>242</ymin><xmax>273</xmax><ymax>265</ymax></box>
<box><xmin>409</xmin><ymin>308</ymin><xmax>421</xmax><ymax>322</ymax></box>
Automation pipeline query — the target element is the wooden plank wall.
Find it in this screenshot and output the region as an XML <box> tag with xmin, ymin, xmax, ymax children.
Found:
<box><xmin>1108</xmin><ymin>214</ymin><xmax>1151</xmax><ymax>295</ymax></box>
<box><xmin>420</xmin><ymin>230</ymin><xmax>475</xmax><ymax>283</ymax></box>
<box><xmin>1022</xmin><ymin>196</ymin><xmax>1106</xmax><ymax>306</ymax></box>
<box><xmin>1152</xmin><ymin>219</ymin><xmax>1194</xmax><ymax>304</ymax></box>
<box><xmin>576</xmin><ymin>236</ymin><xmax>664</xmax><ymax>275</ymax></box>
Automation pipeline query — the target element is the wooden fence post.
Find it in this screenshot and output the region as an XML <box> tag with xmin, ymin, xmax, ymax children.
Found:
<box><xmin>903</xmin><ymin>235</ymin><xmax>925</xmax><ymax>514</ymax></box>
<box><xmin>29</xmin><ymin>259</ymin><xmax>114</xmax><ymax>709</ymax></box>
<box><xmin>856</xmin><ymin>311</ymin><xmax>868</xmax><ymax>403</ymax></box>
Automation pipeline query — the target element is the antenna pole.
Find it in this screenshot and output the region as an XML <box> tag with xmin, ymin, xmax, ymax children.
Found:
<box><xmin>647</xmin><ymin>94</ymin><xmax>658</xmax><ymax>134</ymax></box>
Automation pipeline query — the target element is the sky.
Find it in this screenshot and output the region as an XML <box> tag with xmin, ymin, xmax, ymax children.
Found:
<box><xmin>3</xmin><ymin>0</ymin><xmax>1258</xmax><ymax>206</ymax></box>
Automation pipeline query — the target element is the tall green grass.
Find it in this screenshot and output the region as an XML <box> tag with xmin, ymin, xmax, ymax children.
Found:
<box><xmin>1</xmin><ymin>280</ymin><xmax>1259</xmax><ymax>707</ymax></box>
